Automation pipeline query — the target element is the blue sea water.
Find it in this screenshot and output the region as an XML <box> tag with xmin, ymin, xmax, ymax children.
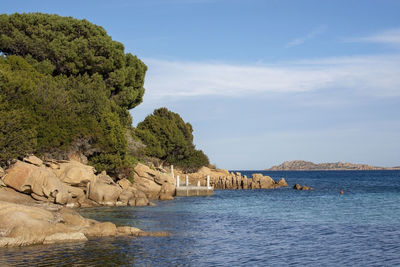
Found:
<box><xmin>1</xmin><ymin>170</ymin><xmax>400</xmax><ymax>266</ymax></box>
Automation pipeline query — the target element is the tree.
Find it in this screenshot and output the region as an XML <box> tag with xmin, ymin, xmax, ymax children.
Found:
<box><xmin>0</xmin><ymin>13</ymin><xmax>146</xmax><ymax>112</ymax></box>
<box><xmin>0</xmin><ymin>13</ymin><xmax>146</xmax><ymax>177</ymax></box>
<box><xmin>136</xmin><ymin>108</ymin><xmax>209</xmax><ymax>171</ymax></box>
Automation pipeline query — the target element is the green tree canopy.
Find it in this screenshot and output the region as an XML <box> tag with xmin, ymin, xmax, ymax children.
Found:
<box><xmin>0</xmin><ymin>12</ymin><xmax>146</xmax><ymax>110</ymax></box>
<box><xmin>0</xmin><ymin>13</ymin><xmax>146</xmax><ymax>177</ymax></box>
<box><xmin>136</xmin><ymin>108</ymin><xmax>209</xmax><ymax>172</ymax></box>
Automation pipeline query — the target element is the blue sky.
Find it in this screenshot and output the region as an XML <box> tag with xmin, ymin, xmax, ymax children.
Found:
<box><xmin>2</xmin><ymin>0</ymin><xmax>400</xmax><ymax>169</ymax></box>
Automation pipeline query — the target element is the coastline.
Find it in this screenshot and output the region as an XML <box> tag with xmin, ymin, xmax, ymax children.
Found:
<box><xmin>0</xmin><ymin>155</ymin><xmax>289</xmax><ymax>247</ymax></box>
<box><xmin>0</xmin><ymin>155</ymin><xmax>176</xmax><ymax>247</ymax></box>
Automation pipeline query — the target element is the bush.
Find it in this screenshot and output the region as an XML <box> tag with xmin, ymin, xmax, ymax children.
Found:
<box><xmin>136</xmin><ymin>107</ymin><xmax>209</xmax><ymax>171</ymax></box>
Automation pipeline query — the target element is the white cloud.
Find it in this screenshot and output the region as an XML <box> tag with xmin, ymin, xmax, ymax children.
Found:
<box><xmin>345</xmin><ymin>28</ymin><xmax>400</xmax><ymax>45</ymax></box>
<box><xmin>143</xmin><ymin>54</ymin><xmax>400</xmax><ymax>100</ymax></box>
<box><xmin>285</xmin><ymin>25</ymin><xmax>327</xmax><ymax>48</ymax></box>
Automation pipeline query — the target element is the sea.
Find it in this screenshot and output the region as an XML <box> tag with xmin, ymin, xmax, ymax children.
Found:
<box><xmin>1</xmin><ymin>170</ymin><xmax>400</xmax><ymax>266</ymax></box>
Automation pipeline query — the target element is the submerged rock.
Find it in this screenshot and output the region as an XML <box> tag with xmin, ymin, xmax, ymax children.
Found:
<box><xmin>293</xmin><ymin>184</ymin><xmax>314</xmax><ymax>190</ymax></box>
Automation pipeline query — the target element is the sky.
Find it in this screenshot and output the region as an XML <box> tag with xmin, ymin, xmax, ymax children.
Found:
<box><xmin>2</xmin><ymin>0</ymin><xmax>400</xmax><ymax>169</ymax></box>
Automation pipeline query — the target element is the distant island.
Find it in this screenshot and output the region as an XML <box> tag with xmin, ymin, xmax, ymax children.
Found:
<box><xmin>267</xmin><ymin>160</ymin><xmax>400</xmax><ymax>171</ymax></box>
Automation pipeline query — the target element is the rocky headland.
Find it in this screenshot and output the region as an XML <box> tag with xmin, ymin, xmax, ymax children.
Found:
<box><xmin>267</xmin><ymin>160</ymin><xmax>400</xmax><ymax>171</ymax></box>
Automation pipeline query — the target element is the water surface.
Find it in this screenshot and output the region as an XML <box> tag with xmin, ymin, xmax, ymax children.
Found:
<box><xmin>1</xmin><ymin>170</ymin><xmax>400</xmax><ymax>266</ymax></box>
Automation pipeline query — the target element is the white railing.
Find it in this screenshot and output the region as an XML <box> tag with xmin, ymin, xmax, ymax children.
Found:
<box><xmin>176</xmin><ymin>174</ymin><xmax>212</xmax><ymax>189</ymax></box>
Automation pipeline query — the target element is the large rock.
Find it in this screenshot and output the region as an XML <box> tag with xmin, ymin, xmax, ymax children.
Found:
<box><xmin>118</xmin><ymin>186</ymin><xmax>150</xmax><ymax>207</ymax></box>
<box><xmin>64</xmin><ymin>185</ymin><xmax>86</xmax><ymax>207</ymax></box>
<box><xmin>23</xmin><ymin>155</ymin><xmax>43</xmax><ymax>166</ymax></box>
<box><xmin>3</xmin><ymin>161</ymin><xmax>70</xmax><ymax>204</ymax></box>
<box><xmin>0</xmin><ymin>199</ymin><xmax>170</xmax><ymax>247</ymax></box>
<box><xmin>0</xmin><ymin>201</ymin><xmax>87</xmax><ymax>247</ymax></box>
<box><xmin>3</xmin><ymin>161</ymin><xmax>33</xmax><ymax>192</ymax></box>
<box><xmin>53</xmin><ymin>160</ymin><xmax>96</xmax><ymax>186</ymax></box>
<box><xmin>88</xmin><ymin>171</ymin><xmax>122</xmax><ymax>206</ymax></box>
<box><xmin>252</xmin><ymin>174</ymin><xmax>275</xmax><ymax>189</ymax></box>
<box><xmin>159</xmin><ymin>184</ymin><xmax>174</xmax><ymax>201</ymax></box>
<box><xmin>118</xmin><ymin>189</ymin><xmax>134</xmax><ymax>205</ymax></box>
<box><xmin>0</xmin><ymin>187</ymin><xmax>37</xmax><ymax>205</ymax></box>
<box><xmin>276</xmin><ymin>178</ymin><xmax>288</xmax><ymax>187</ymax></box>
<box><xmin>117</xmin><ymin>178</ymin><xmax>132</xmax><ymax>190</ymax></box>
<box><xmin>132</xmin><ymin>188</ymin><xmax>150</xmax><ymax>206</ymax></box>
<box><xmin>133</xmin><ymin>163</ymin><xmax>175</xmax><ymax>199</ymax></box>
<box><xmin>84</xmin><ymin>221</ymin><xmax>117</xmax><ymax>237</ymax></box>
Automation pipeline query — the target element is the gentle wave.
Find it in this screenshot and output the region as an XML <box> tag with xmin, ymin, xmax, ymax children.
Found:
<box><xmin>1</xmin><ymin>170</ymin><xmax>400</xmax><ymax>266</ymax></box>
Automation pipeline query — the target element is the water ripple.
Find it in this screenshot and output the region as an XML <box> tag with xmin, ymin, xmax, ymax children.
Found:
<box><xmin>1</xmin><ymin>171</ymin><xmax>400</xmax><ymax>266</ymax></box>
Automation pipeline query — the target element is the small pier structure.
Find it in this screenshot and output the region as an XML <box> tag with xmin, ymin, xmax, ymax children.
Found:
<box><xmin>172</xmin><ymin>166</ymin><xmax>213</xmax><ymax>197</ymax></box>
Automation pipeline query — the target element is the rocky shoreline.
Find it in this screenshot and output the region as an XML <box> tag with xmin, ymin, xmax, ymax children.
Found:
<box><xmin>179</xmin><ymin>167</ymin><xmax>288</xmax><ymax>190</ymax></box>
<box><xmin>0</xmin><ymin>189</ymin><xmax>169</xmax><ymax>247</ymax></box>
<box><xmin>0</xmin><ymin>155</ymin><xmax>291</xmax><ymax>247</ymax></box>
<box><xmin>0</xmin><ymin>155</ymin><xmax>176</xmax><ymax>247</ymax></box>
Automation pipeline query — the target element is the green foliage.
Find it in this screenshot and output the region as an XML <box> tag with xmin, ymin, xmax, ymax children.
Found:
<box><xmin>0</xmin><ymin>13</ymin><xmax>147</xmax><ymax>175</ymax></box>
<box><xmin>0</xmin><ymin>55</ymin><xmax>127</xmax><ymax>168</ymax></box>
<box><xmin>136</xmin><ymin>108</ymin><xmax>209</xmax><ymax>172</ymax></box>
<box><xmin>0</xmin><ymin>13</ymin><xmax>207</xmax><ymax>175</ymax></box>
<box><xmin>0</xmin><ymin>12</ymin><xmax>146</xmax><ymax>110</ymax></box>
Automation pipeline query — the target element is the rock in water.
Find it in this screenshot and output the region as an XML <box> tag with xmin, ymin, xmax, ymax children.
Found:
<box><xmin>293</xmin><ymin>184</ymin><xmax>302</xmax><ymax>190</ymax></box>
<box><xmin>0</xmin><ymin>194</ymin><xmax>169</xmax><ymax>247</ymax></box>
<box><xmin>88</xmin><ymin>171</ymin><xmax>122</xmax><ymax>206</ymax></box>
<box><xmin>293</xmin><ymin>183</ymin><xmax>314</xmax><ymax>190</ymax></box>
<box><xmin>276</xmin><ymin>178</ymin><xmax>288</xmax><ymax>187</ymax></box>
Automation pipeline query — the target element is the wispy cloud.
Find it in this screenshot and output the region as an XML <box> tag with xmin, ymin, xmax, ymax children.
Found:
<box><xmin>143</xmin><ymin>54</ymin><xmax>400</xmax><ymax>100</ymax></box>
<box><xmin>285</xmin><ymin>25</ymin><xmax>327</xmax><ymax>48</ymax></box>
<box><xmin>345</xmin><ymin>28</ymin><xmax>400</xmax><ymax>45</ymax></box>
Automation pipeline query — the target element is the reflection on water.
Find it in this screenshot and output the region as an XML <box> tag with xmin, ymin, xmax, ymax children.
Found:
<box><xmin>0</xmin><ymin>236</ymin><xmax>179</xmax><ymax>266</ymax></box>
<box><xmin>1</xmin><ymin>171</ymin><xmax>400</xmax><ymax>266</ymax></box>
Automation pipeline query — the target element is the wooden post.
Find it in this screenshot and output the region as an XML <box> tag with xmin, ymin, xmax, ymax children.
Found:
<box><xmin>171</xmin><ymin>165</ymin><xmax>174</xmax><ymax>179</ymax></box>
<box><xmin>186</xmin><ymin>175</ymin><xmax>189</xmax><ymax>186</ymax></box>
<box><xmin>176</xmin><ymin>175</ymin><xmax>180</xmax><ymax>188</ymax></box>
<box><xmin>197</xmin><ymin>180</ymin><xmax>200</xmax><ymax>187</ymax></box>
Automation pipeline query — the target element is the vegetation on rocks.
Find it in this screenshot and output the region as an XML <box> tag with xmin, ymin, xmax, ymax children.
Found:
<box><xmin>136</xmin><ymin>108</ymin><xmax>209</xmax><ymax>172</ymax></box>
<box><xmin>0</xmin><ymin>13</ymin><xmax>145</xmax><ymax>176</ymax></box>
<box><xmin>0</xmin><ymin>13</ymin><xmax>210</xmax><ymax>176</ymax></box>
